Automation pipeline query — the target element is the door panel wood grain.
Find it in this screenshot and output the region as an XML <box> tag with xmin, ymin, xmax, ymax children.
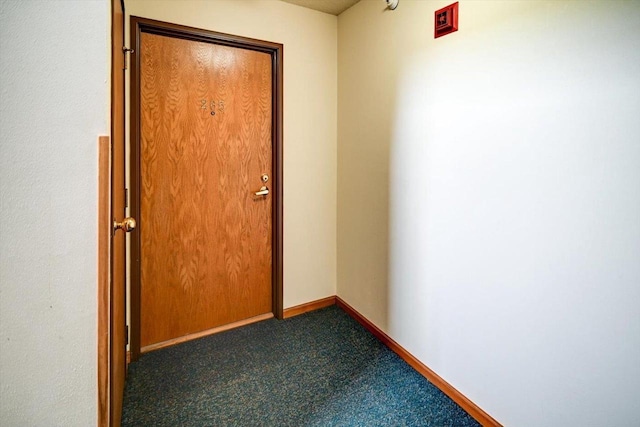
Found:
<box><xmin>139</xmin><ymin>33</ymin><xmax>273</xmax><ymax>348</ymax></box>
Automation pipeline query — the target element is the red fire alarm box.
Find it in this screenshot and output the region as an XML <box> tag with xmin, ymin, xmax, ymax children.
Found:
<box><xmin>435</xmin><ymin>2</ymin><xmax>459</xmax><ymax>38</ymax></box>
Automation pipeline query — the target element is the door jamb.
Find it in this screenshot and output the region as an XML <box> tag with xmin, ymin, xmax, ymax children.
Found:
<box><xmin>129</xmin><ymin>17</ymin><xmax>284</xmax><ymax>361</ymax></box>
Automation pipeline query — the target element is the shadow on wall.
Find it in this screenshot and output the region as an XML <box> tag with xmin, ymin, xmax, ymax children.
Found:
<box><xmin>338</xmin><ymin>1</ymin><xmax>405</xmax><ymax>333</ymax></box>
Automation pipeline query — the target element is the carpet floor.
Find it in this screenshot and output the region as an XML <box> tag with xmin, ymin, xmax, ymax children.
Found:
<box><xmin>122</xmin><ymin>306</ymin><xmax>480</xmax><ymax>426</ymax></box>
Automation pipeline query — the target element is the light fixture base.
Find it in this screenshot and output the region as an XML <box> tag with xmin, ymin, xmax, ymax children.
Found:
<box><xmin>386</xmin><ymin>0</ymin><xmax>399</xmax><ymax>11</ymax></box>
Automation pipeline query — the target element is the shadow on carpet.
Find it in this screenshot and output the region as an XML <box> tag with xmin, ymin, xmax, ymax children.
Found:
<box><xmin>122</xmin><ymin>306</ymin><xmax>480</xmax><ymax>426</ymax></box>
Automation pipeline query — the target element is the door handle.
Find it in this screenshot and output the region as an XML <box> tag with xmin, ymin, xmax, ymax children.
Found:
<box><xmin>254</xmin><ymin>186</ymin><xmax>269</xmax><ymax>196</ymax></box>
<box><xmin>113</xmin><ymin>217</ymin><xmax>136</xmax><ymax>233</ymax></box>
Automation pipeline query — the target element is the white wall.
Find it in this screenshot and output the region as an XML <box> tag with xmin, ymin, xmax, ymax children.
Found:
<box><xmin>125</xmin><ymin>0</ymin><xmax>338</xmax><ymax>309</ymax></box>
<box><xmin>338</xmin><ymin>1</ymin><xmax>640</xmax><ymax>425</ymax></box>
<box><xmin>0</xmin><ymin>0</ymin><xmax>109</xmax><ymax>425</ymax></box>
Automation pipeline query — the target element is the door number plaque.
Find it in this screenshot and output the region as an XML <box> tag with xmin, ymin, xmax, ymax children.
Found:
<box><xmin>200</xmin><ymin>99</ymin><xmax>225</xmax><ymax>116</ymax></box>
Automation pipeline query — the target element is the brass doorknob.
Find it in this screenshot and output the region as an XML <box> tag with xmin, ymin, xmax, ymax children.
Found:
<box><xmin>113</xmin><ymin>217</ymin><xmax>136</xmax><ymax>233</ymax></box>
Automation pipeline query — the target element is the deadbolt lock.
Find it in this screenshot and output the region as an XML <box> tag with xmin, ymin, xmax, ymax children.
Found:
<box><xmin>261</xmin><ymin>174</ymin><xmax>269</xmax><ymax>183</ymax></box>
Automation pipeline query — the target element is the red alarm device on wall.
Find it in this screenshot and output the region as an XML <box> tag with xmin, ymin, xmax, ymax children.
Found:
<box><xmin>435</xmin><ymin>2</ymin><xmax>459</xmax><ymax>38</ymax></box>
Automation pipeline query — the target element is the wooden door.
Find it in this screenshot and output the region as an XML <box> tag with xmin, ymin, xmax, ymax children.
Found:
<box><xmin>134</xmin><ymin>29</ymin><xmax>276</xmax><ymax>351</ymax></box>
<box><xmin>101</xmin><ymin>0</ymin><xmax>128</xmax><ymax>426</ymax></box>
<box><xmin>111</xmin><ymin>0</ymin><xmax>127</xmax><ymax>425</ymax></box>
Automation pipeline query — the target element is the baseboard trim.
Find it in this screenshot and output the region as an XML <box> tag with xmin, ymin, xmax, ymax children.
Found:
<box><xmin>283</xmin><ymin>296</ymin><xmax>337</xmax><ymax>318</ymax></box>
<box><xmin>140</xmin><ymin>313</ymin><xmax>274</xmax><ymax>354</ymax></box>
<box><xmin>131</xmin><ymin>294</ymin><xmax>500</xmax><ymax>425</ymax></box>
<box><xmin>335</xmin><ymin>297</ymin><xmax>502</xmax><ymax>427</ymax></box>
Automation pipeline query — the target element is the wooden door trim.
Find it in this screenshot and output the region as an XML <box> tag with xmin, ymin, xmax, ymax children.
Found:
<box><xmin>129</xmin><ymin>17</ymin><xmax>284</xmax><ymax>361</ymax></box>
<box><xmin>97</xmin><ymin>136</ymin><xmax>111</xmax><ymax>427</ymax></box>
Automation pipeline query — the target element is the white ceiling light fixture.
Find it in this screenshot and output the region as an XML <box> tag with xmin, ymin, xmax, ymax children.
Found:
<box><xmin>386</xmin><ymin>0</ymin><xmax>399</xmax><ymax>10</ymax></box>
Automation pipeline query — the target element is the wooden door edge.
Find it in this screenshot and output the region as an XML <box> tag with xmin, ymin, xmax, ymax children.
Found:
<box><xmin>97</xmin><ymin>135</ymin><xmax>111</xmax><ymax>427</ymax></box>
<box><xmin>128</xmin><ymin>17</ymin><xmax>284</xmax><ymax>358</ymax></box>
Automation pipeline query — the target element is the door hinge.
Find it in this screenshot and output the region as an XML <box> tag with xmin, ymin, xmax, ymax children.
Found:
<box><xmin>123</xmin><ymin>47</ymin><xmax>134</xmax><ymax>70</ymax></box>
<box><xmin>126</xmin><ymin>325</ymin><xmax>130</xmax><ymax>345</ymax></box>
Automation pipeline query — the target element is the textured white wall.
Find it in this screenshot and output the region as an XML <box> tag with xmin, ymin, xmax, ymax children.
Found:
<box><xmin>0</xmin><ymin>0</ymin><xmax>109</xmax><ymax>425</ymax></box>
<box><xmin>338</xmin><ymin>1</ymin><xmax>640</xmax><ymax>425</ymax></box>
<box><xmin>125</xmin><ymin>0</ymin><xmax>338</xmax><ymax>309</ymax></box>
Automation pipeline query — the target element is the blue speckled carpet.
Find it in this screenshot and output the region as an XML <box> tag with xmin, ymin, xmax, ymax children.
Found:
<box><xmin>122</xmin><ymin>306</ymin><xmax>480</xmax><ymax>426</ymax></box>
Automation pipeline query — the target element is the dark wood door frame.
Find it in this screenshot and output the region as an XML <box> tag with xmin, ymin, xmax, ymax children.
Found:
<box><xmin>129</xmin><ymin>17</ymin><xmax>284</xmax><ymax>361</ymax></box>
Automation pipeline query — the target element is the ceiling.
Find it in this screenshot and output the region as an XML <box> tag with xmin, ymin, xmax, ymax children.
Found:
<box><xmin>279</xmin><ymin>0</ymin><xmax>362</xmax><ymax>16</ymax></box>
